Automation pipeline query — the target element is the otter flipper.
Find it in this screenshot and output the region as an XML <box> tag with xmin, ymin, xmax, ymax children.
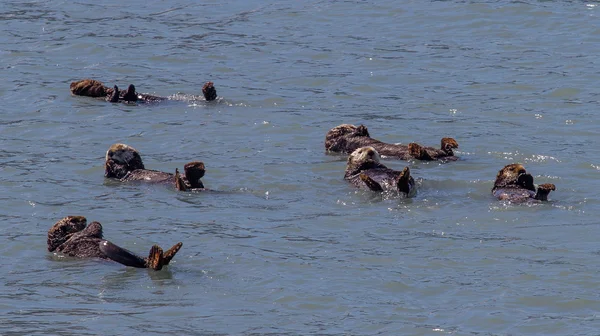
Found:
<box><xmin>99</xmin><ymin>240</ymin><xmax>147</xmax><ymax>268</ymax></box>
<box><xmin>359</xmin><ymin>173</ymin><xmax>383</xmax><ymax>191</ymax></box>
<box><xmin>146</xmin><ymin>245</ymin><xmax>165</xmax><ymax>271</ymax></box>
<box><xmin>396</xmin><ymin>167</ymin><xmax>413</xmax><ymax>195</ymax></box>
<box><xmin>107</xmin><ymin>85</ymin><xmax>120</xmax><ymax>103</ymax></box>
<box><xmin>175</xmin><ymin>168</ymin><xmax>187</xmax><ymax>191</ymax></box>
<box><xmin>122</xmin><ymin>84</ymin><xmax>138</xmax><ymax>103</ymax></box>
<box><xmin>534</xmin><ymin>183</ymin><xmax>556</xmax><ymax>201</ymax></box>
<box><xmin>163</xmin><ymin>242</ymin><xmax>183</xmax><ymax>265</ymax></box>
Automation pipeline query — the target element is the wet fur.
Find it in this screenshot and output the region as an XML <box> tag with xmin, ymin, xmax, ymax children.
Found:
<box><xmin>492</xmin><ymin>163</ymin><xmax>556</xmax><ymax>202</ymax></box>
<box><xmin>325</xmin><ymin>124</ymin><xmax>458</xmax><ymax>161</ymax></box>
<box><xmin>344</xmin><ymin>146</ymin><xmax>416</xmax><ymax>196</ymax></box>
<box><xmin>48</xmin><ymin>216</ymin><xmax>183</xmax><ymax>270</ymax></box>
<box><xmin>104</xmin><ymin>143</ymin><xmax>205</xmax><ymax>190</ymax></box>
<box><xmin>70</xmin><ymin>79</ymin><xmax>217</xmax><ymax>103</ymax></box>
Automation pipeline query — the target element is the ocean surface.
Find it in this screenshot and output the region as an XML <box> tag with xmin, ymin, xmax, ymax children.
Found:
<box><xmin>1</xmin><ymin>0</ymin><xmax>600</xmax><ymax>335</ymax></box>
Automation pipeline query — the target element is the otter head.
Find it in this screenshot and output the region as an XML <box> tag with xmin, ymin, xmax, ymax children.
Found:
<box><xmin>441</xmin><ymin>137</ymin><xmax>459</xmax><ymax>155</ymax></box>
<box><xmin>202</xmin><ymin>82</ymin><xmax>217</xmax><ymax>101</ymax></box>
<box><xmin>325</xmin><ymin>124</ymin><xmax>370</xmax><ymax>151</ymax></box>
<box><xmin>105</xmin><ymin>143</ymin><xmax>145</xmax><ymax>179</ymax></box>
<box><xmin>184</xmin><ymin>161</ymin><xmax>206</xmax><ymax>188</ymax></box>
<box><xmin>493</xmin><ymin>163</ymin><xmax>527</xmax><ymax>189</ymax></box>
<box><xmin>70</xmin><ymin>79</ymin><xmax>107</xmax><ymax>97</ymax></box>
<box><xmin>47</xmin><ymin>216</ymin><xmax>87</xmax><ymax>252</ymax></box>
<box><xmin>347</xmin><ymin>146</ymin><xmax>380</xmax><ymax>168</ymax></box>
<box><xmin>328</xmin><ymin>124</ymin><xmax>370</xmax><ymax>139</ymax></box>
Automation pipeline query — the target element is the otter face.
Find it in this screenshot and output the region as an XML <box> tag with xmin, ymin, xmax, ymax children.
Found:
<box><xmin>202</xmin><ymin>82</ymin><xmax>217</xmax><ymax>101</ymax></box>
<box><xmin>105</xmin><ymin>143</ymin><xmax>145</xmax><ymax>179</ymax></box>
<box><xmin>348</xmin><ymin>146</ymin><xmax>381</xmax><ymax>167</ymax></box>
<box><xmin>441</xmin><ymin>137</ymin><xmax>459</xmax><ymax>154</ymax></box>
<box><xmin>494</xmin><ymin>163</ymin><xmax>527</xmax><ymax>188</ymax></box>
<box><xmin>47</xmin><ymin>216</ymin><xmax>87</xmax><ymax>252</ymax></box>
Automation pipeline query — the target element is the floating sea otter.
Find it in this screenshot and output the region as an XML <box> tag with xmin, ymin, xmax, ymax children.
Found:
<box><xmin>492</xmin><ymin>163</ymin><xmax>556</xmax><ymax>202</ymax></box>
<box><xmin>325</xmin><ymin>124</ymin><xmax>458</xmax><ymax>162</ymax></box>
<box><xmin>344</xmin><ymin>146</ymin><xmax>416</xmax><ymax>196</ymax></box>
<box><xmin>104</xmin><ymin>143</ymin><xmax>205</xmax><ymax>191</ymax></box>
<box><xmin>70</xmin><ymin>78</ymin><xmax>218</xmax><ymax>103</ymax></box>
<box><xmin>47</xmin><ymin>216</ymin><xmax>182</xmax><ymax>270</ymax></box>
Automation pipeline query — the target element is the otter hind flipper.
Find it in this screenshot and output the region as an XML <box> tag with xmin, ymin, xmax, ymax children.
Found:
<box><xmin>107</xmin><ymin>85</ymin><xmax>120</xmax><ymax>103</ymax></box>
<box><xmin>163</xmin><ymin>242</ymin><xmax>183</xmax><ymax>265</ymax></box>
<box><xmin>146</xmin><ymin>245</ymin><xmax>165</xmax><ymax>271</ymax></box>
<box><xmin>396</xmin><ymin>167</ymin><xmax>414</xmax><ymax>195</ymax></box>
<box><xmin>534</xmin><ymin>183</ymin><xmax>556</xmax><ymax>201</ymax></box>
<box><xmin>99</xmin><ymin>240</ymin><xmax>147</xmax><ymax>268</ymax></box>
<box><xmin>359</xmin><ymin>173</ymin><xmax>383</xmax><ymax>191</ymax></box>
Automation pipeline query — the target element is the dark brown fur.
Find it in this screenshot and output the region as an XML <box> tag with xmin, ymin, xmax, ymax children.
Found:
<box><xmin>104</xmin><ymin>143</ymin><xmax>205</xmax><ymax>190</ymax></box>
<box><xmin>325</xmin><ymin>124</ymin><xmax>458</xmax><ymax>162</ymax></box>
<box><xmin>492</xmin><ymin>163</ymin><xmax>556</xmax><ymax>202</ymax></box>
<box><xmin>70</xmin><ymin>78</ymin><xmax>218</xmax><ymax>103</ymax></box>
<box><xmin>344</xmin><ymin>146</ymin><xmax>416</xmax><ymax>196</ymax></box>
<box><xmin>48</xmin><ymin>216</ymin><xmax>182</xmax><ymax>270</ymax></box>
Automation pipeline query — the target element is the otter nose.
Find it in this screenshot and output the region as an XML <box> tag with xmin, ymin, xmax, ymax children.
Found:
<box><xmin>367</xmin><ymin>149</ymin><xmax>375</xmax><ymax>157</ymax></box>
<box><xmin>518</xmin><ymin>168</ymin><xmax>526</xmax><ymax>175</ymax></box>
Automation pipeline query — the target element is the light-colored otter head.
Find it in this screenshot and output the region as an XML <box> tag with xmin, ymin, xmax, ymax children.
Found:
<box><xmin>47</xmin><ymin>216</ymin><xmax>87</xmax><ymax>252</ymax></box>
<box><xmin>348</xmin><ymin>146</ymin><xmax>381</xmax><ymax>167</ymax></box>
<box><xmin>441</xmin><ymin>137</ymin><xmax>459</xmax><ymax>154</ymax></box>
<box><xmin>325</xmin><ymin>124</ymin><xmax>370</xmax><ymax>151</ymax></box>
<box><xmin>493</xmin><ymin>163</ymin><xmax>527</xmax><ymax>189</ymax></box>
<box><xmin>104</xmin><ymin>143</ymin><xmax>145</xmax><ymax>179</ymax></box>
<box><xmin>328</xmin><ymin>124</ymin><xmax>370</xmax><ymax>138</ymax></box>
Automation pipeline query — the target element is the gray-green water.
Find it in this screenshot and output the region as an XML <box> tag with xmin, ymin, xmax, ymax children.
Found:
<box><xmin>1</xmin><ymin>1</ymin><xmax>600</xmax><ymax>335</ymax></box>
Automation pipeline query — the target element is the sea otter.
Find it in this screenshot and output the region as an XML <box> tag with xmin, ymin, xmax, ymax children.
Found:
<box><xmin>70</xmin><ymin>78</ymin><xmax>218</xmax><ymax>103</ymax></box>
<box><xmin>492</xmin><ymin>163</ymin><xmax>556</xmax><ymax>202</ymax></box>
<box><xmin>344</xmin><ymin>146</ymin><xmax>416</xmax><ymax>196</ymax></box>
<box><xmin>47</xmin><ymin>216</ymin><xmax>182</xmax><ymax>270</ymax></box>
<box><xmin>325</xmin><ymin>124</ymin><xmax>459</xmax><ymax>162</ymax></box>
<box><xmin>104</xmin><ymin>143</ymin><xmax>206</xmax><ymax>191</ymax></box>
